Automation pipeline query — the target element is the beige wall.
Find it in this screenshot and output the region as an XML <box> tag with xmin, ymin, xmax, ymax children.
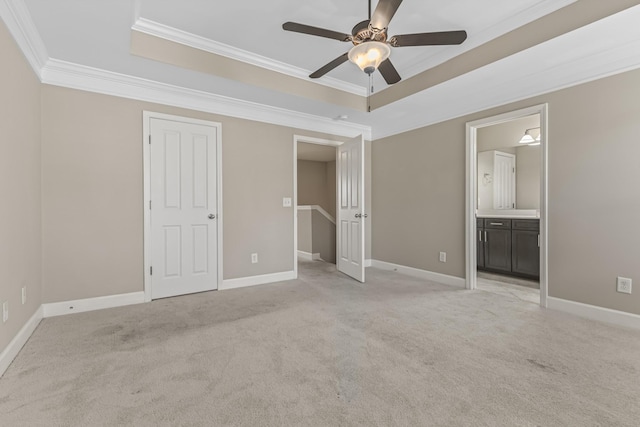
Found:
<box><xmin>372</xmin><ymin>67</ymin><xmax>640</xmax><ymax>315</ymax></box>
<box><xmin>311</xmin><ymin>210</ymin><xmax>336</xmax><ymax>264</ymax></box>
<box><xmin>0</xmin><ymin>21</ymin><xmax>42</xmax><ymax>352</ymax></box>
<box><xmin>515</xmin><ymin>145</ymin><xmax>540</xmax><ymax>209</ymax></box>
<box><xmin>297</xmin><ymin>210</ymin><xmax>312</xmax><ymax>254</ymax></box>
<box><xmin>40</xmin><ymin>85</ymin><xmax>353</xmax><ymax>303</ymax></box>
<box><xmin>297</xmin><ymin>160</ymin><xmax>335</xmax><ymax>218</ymax></box>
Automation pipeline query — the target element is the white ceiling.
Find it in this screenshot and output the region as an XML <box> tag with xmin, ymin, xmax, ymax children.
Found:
<box><xmin>14</xmin><ymin>0</ymin><xmax>640</xmax><ymax>139</ymax></box>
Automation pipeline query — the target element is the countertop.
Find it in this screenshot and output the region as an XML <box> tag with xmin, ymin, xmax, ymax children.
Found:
<box><xmin>476</xmin><ymin>214</ymin><xmax>539</xmax><ymax>219</ymax></box>
<box><xmin>476</xmin><ymin>209</ymin><xmax>539</xmax><ymax>219</ymax></box>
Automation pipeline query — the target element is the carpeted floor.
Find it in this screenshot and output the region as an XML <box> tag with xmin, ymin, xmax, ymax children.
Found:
<box><xmin>1</xmin><ymin>261</ymin><xmax>639</xmax><ymax>426</ymax></box>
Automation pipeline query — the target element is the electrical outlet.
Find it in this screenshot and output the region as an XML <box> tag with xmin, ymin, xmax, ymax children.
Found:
<box><xmin>617</xmin><ymin>277</ymin><xmax>632</xmax><ymax>294</ymax></box>
<box><xmin>439</xmin><ymin>252</ymin><xmax>447</xmax><ymax>263</ymax></box>
<box><xmin>282</xmin><ymin>197</ymin><xmax>292</xmax><ymax>207</ymax></box>
<box><xmin>251</xmin><ymin>253</ymin><xmax>258</xmax><ymax>264</ymax></box>
<box><xmin>22</xmin><ymin>287</ymin><xmax>26</xmax><ymax>305</ymax></box>
<box><xmin>2</xmin><ymin>301</ymin><xmax>8</xmax><ymax>323</ymax></box>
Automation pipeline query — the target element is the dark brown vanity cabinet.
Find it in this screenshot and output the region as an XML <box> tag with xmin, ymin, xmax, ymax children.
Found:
<box><xmin>511</xmin><ymin>220</ymin><xmax>540</xmax><ymax>278</ymax></box>
<box><xmin>476</xmin><ymin>219</ymin><xmax>485</xmax><ymax>269</ymax></box>
<box><xmin>477</xmin><ymin>218</ymin><xmax>539</xmax><ymax>279</ymax></box>
<box><xmin>483</xmin><ymin>219</ymin><xmax>512</xmax><ymax>274</ymax></box>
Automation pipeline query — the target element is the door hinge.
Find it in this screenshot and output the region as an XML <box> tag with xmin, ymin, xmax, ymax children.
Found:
<box><xmin>150</xmin><ymin>266</ymin><xmax>153</xmax><ymax>275</ymax></box>
<box><xmin>149</xmin><ymin>200</ymin><xmax>151</xmax><ymax>209</ymax></box>
<box><xmin>512</xmin><ymin>167</ymin><xmax>515</xmax><ymax>173</ymax></box>
<box><xmin>512</xmin><ymin>203</ymin><xmax>515</xmax><ymax>208</ymax></box>
<box><xmin>148</xmin><ymin>135</ymin><xmax>151</xmax><ymax>144</ymax></box>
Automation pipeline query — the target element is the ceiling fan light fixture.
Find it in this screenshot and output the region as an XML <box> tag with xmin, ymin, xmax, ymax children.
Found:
<box><xmin>348</xmin><ymin>41</ymin><xmax>390</xmax><ymax>75</ymax></box>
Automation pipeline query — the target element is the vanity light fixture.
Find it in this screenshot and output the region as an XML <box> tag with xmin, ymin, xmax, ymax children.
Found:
<box><xmin>519</xmin><ymin>127</ymin><xmax>541</xmax><ymax>145</ymax></box>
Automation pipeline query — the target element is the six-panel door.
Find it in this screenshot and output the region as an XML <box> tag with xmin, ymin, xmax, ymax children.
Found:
<box><xmin>150</xmin><ymin>118</ymin><xmax>218</xmax><ymax>299</ymax></box>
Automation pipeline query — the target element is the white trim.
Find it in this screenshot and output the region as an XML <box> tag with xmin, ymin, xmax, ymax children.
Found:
<box><xmin>142</xmin><ymin>111</ymin><xmax>223</xmax><ymax>301</ymax></box>
<box><xmin>547</xmin><ymin>297</ymin><xmax>640</xmax><ymax>330</ymax></box>
<box><xmin>297</xmin><ymin>205</ymin><xmax>336</xmax><ymax>224</ymax></box>
<box><xmin>42</xmin><ymin>292</ymin><xmax>145</xmax><ymax>318</ymax></box>
<box><xmin>132</xmin><ymin>18</ymin><xmax>367</xmax><ymax>97</ymax></box>
<box><xmin>220</xmin><ymin>271</ymin><xmax>296</xmax><ymax>291</ymax></box>
<box><xmin>0</xmin><ymin>0</ymin><xmax>48</xmax><ymax>77</ymax></box>
<box><xmin>41</xmin><ymin>59</ymin><xmax>372</xmax><ymax>140</ymax></box>
<box><xmin>293</xmin><ymin>135</ymin><xmax>342</xmax><ymax>280</ymax></box>
<box><xmin>297</xmin><ymin>250</ymin><xmax>321</xmax><ymax>261</ymax></box>
<box><xmin>0</xmin><ymin>306</ymin><xmax>43</xmax><ymax>378</ymax></box>
<box><xmin>371</xmin><ymin>260</ymin><xmax>466</xmax><ymax>289</ymax></box>
<box><xmin>465</xmin><ymin>104</ymin><xmax>549</xmax><ymax>308</ymax></box>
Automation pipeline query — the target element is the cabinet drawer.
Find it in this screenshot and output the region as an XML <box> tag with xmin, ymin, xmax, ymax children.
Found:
<box><xmin>512</xmin><ymin>219</ymin><xmax>539</xmax><ymax>231</ymax></box>
<box><xmin>476</xmin><ymin>218</ymin><xmax>484</xmax><ymax>228</ymax></box>
<box><xmin>484</xmin><ymin>219</ymin><xmax>511</xmax><ymax>229</ymax></box>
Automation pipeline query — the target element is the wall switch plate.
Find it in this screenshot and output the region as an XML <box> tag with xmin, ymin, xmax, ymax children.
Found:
<box><xmin>617</xmin><ymin>277</ymin><xmax>632</xmax><ymax>294</ymax></box>
<box><xmin>2</xmin><ymin>301</ymin><xmax>8</xmax><ymax>323</ymax></box>
<box><xmin>251</xmin><ymin>253</ymin><xmax>258</xmax><ymax>264</ymax></box>
<box><xmin>22</xmin><ymin>287</ymin><xmax>26</xmax><ymax>305</ymax></box>
<box><xmin>439</xmin><ymin>252</ymin><xmax>447</xmax><ymax>262</ymax></box>
<box><xmin>282</xmin><ymin>197</ymin><xmax>292</xmax><ymax>207</ymax></box>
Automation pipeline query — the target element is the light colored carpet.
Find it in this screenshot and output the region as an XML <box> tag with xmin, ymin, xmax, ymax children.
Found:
<box><xmin>1</xmin><ymin>261</ymin><xmax>639</xmax><ymax>426</ymax></box>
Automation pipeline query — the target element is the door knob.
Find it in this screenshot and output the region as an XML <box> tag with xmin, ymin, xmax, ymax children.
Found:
<box><xmin>355</xmin><ymin>214</ymin><xmax>361</xmax><ymax>218</ymax></box>
<box><xmin>208</xmin><ymin>214</ymin><xmax>216</xmax><ymax>219</ymax></box>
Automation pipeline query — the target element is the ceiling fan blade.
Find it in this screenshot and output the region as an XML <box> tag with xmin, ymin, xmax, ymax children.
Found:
<box><xmin>309</xmin><ymin>52</ymin><xmax>350</xmax><ymax>79</ymax></box>
<box><xmin>378</xmin><ymin>59</ymin><xmax>401</xmax><ymax>85</ymax></box>
<box><xmin>282</xmin><ymin>22</ymin><xmax>351</xmax><ymax>42</ymax></box>
<box><xmin>370</xmin><ymin>0</ymin><xmax>403</xmax><ymax>31</ymax></box>
<box><xmin>390</xmin><ymin>30</ymin><xmax>467</xmax><ymax>47</ymax></box>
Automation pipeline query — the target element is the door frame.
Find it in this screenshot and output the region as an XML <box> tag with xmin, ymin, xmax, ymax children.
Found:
<box><xmin>143</xmin><ymin>111</ymin><xmax>223</xmax><ymax>302</ymax></box>
<box><xmin>292</xmin><ymin>135</ymin><xmax>342</xmax><ymax>279</ymax></box>
<box><xmin>465</xmin><ymin>104</ymin><xmax>549</xmax><ymax>307</ymax></box>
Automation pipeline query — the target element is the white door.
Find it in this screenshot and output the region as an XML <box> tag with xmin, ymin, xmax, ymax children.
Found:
<box><xmin>337</xmin><ymin>135</ymin><xmax>365</xmax><ymax>282</ymax></box>
<box><xmin>493</xmin><ymin>152</ymin><xmax>516</xmax><ymax>209</ymax></box>
<box><xmin>150</xmin><ymin>118</ymin><xmax>219</xmax><ymax>299</ymax></box>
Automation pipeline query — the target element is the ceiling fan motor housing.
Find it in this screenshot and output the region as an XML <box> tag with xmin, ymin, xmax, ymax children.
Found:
<box><xmin>351</xmin><ymin>20</ymin><xmax>387</xmax><ymax>45</ymax></box>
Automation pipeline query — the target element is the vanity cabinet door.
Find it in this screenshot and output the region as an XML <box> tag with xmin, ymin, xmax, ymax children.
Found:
<box><xmin>484</xmin><ymin>228</ymin><xmax>512</xmax><ymax>273</ymax></box>
<box><xmin>512</xmin><ymin>230</ymin><xmax>540</xmax><ymax>278</ymax></box>
<box><xmin>477</xmin><ymin>219</ymin><xmax>485</xmax><ymax>268</ymax></box>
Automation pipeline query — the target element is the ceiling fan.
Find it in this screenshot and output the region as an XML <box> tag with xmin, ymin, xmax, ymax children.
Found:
<box><xmin>282</xmin><ymin>0</ymin><xmax>467</xmax><ymax>85</ymax></box>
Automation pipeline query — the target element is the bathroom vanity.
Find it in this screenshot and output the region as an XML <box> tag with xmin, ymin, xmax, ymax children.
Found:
<box><xmin>477</xmin><ymin>213</ymin><xmax>539</xmax><ymax>280</ymax></box>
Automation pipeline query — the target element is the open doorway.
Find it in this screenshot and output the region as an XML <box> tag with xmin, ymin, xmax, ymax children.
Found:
<box><xmin>296</xmin><ymin>141</ymin><xmax>337</xmax><ymax>265</ymax></box>
<box><xmin>293</xmin><ymin>135</ymin><xmax>366</xmax><ymax>282</ymax></box>
<box><xmin>466</xmin><ymin>105</ymin><xmax>548</xmax><ymax>307</ymax></box>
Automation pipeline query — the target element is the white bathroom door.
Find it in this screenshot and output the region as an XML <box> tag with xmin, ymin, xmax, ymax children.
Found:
<box><xmin>493</xmin><ymin>152</ymin><xmax>516</xmax><ymax>209</ymax></box>
<box><xmin>150</xmin><ymin>118</ymin><xmax>219</xmax><ymax>299</ymax></box>
<box><xmin>337</xmin><ymin>135</ymin><xmax>365</xmax><ymax>282</ymax></box>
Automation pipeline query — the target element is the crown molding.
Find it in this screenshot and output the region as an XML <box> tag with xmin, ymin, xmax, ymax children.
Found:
<box><xmin>40</xmin><ymin>59</ymin><xmax>372</xmax><ymax>140</ymax></box>
<box><xmin>0</xmin><ymin>0</ymin><xmax>48</xmax><ymax>76</ymax></box>
<box><xmin>132</xmin><ymin>18</ymin><xmax>367</xmax><ymax>98</ymax></box>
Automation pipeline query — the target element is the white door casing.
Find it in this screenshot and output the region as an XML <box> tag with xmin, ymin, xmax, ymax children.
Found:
<box><xmin>149</xmin><ymin>117</ymin><xmax>220</xmax><ymax>299</ymax></box>
<box><xmin>337</xmin><ymin>135</ymin><xmax>365</xmax><ymax>282</ymax></box>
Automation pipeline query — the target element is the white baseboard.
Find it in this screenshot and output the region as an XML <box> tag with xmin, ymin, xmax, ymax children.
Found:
<box><xmin>0</xmin><ymin>306</ymin><xmax>43</xmax><ymax>378</ymax></box>
<box><xmin>220</xmin><ymin>270</ymin><xmax>296</xmax><ymax>291</ymax></box>
<box><xmin>547</xmin><ymin>297</ymin><xmax>640</xmax><ymax>330</ymax></box>
<box><xmin>371</xmin><ymin>260</ymin><xmax>466</xmax><ymax>288</ymax></box>
<box><xmin>364</xmin><ymin>259</ymin><xmax>372</xmax><ymax>268</ymax></box>
<box><xmin>42</xmin><ymin>291</ymin><xmax>145</xmax><ymax>318</ymax></box>
<box><xmin>297</xmin><ymin>251</ymin><xmax>321</xmax><ymax>261</ymax></box>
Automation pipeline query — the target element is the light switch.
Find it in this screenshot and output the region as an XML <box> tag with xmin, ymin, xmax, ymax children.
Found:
<box><xmin>283</xmin><ymin>197</ymin><xmax>292</xmax><ymax>207</ymax></box>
